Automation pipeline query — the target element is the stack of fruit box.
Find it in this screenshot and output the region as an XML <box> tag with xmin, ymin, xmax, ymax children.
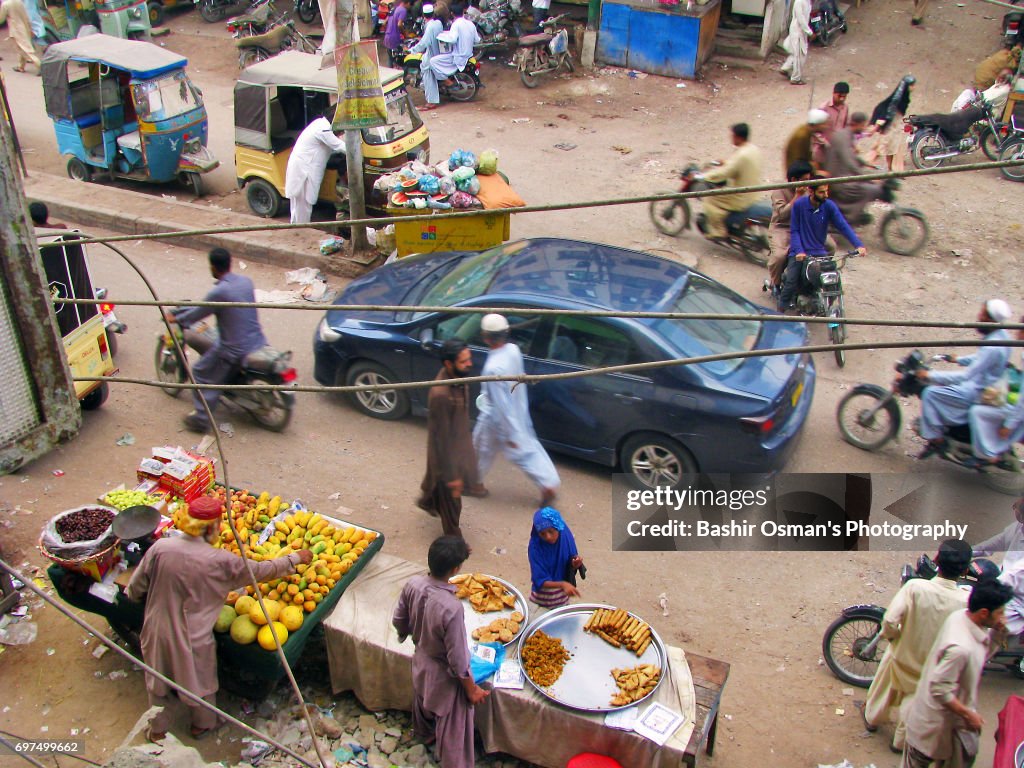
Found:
<box><xmin>136</xmin><ymin>446</ymin><xmax>217</xmax><ymax>502</ymax></box>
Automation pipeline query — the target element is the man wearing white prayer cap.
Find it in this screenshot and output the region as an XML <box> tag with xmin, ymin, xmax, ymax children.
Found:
<box><xmin>916</xmin><ymin>299</ymin><xmax>1014</xmax><ymax>459</ymax></box>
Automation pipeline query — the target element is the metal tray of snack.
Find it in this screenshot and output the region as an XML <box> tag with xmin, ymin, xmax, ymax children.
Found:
<box><xmin>450</xmin><ymin>572</ymin><xmax>529</xmax><ymax>648</ymax></box>
<box><xmin>517</xmin><ymin>603</ymin><xmax>667</xmax><ymax>713</ymax></box>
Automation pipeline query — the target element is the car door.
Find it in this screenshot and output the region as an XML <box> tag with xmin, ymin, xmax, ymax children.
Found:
<box><xmin>529</xmin><ymin>314</ymin><xmax>655</xmax><ymax>460</ymax></box>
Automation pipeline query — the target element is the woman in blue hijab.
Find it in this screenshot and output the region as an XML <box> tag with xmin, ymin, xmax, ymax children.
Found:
<box><xmin>528</xmin><ymin>507</ymin><xmax>584</xmax><ymax>608</ymax></box>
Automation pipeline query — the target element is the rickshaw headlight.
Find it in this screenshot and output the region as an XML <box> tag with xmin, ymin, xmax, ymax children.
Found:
<box><xmin>130</xmin><ymin>6</ymin><xmax>141</xmax><ymax>16</ymax></box>
<box><xmin>185</xmin><ymin>137</ymin><xmax>202</xmax><ymax>154</ymax></box>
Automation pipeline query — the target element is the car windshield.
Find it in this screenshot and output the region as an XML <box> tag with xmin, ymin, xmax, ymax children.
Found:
<box><xmin>361</xmin><ymin>86</ymin><xmax>421</xmax><ymax>146</ymax></box>
<box><xmin>132</xmin><ymin>71</ymin><xmax>201</xmax><ymax>122</ymax></box>
<box><xmin>647</xmin><ymin>274</ymin><xmax>762</xmax><ymax>377</ymax></box>
<box><xmin>411</xmin><ymin>241</ymin><xmax>527</xmax><ymax>318</ymax></box>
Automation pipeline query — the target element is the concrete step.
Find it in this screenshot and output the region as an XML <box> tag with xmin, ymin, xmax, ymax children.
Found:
<box><xmin>713</xmin><ymin>41</ymin><xmax>765</xmax><ymax>60</ymax></box>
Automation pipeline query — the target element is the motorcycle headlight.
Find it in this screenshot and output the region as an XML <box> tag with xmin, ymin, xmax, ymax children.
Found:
<box><xmin>318</xmin><ymin>317</ymin><xmax>342</xmax><ymax>343</ymax></box>
<box><xmin>820</xmin><ymin>273</ymin><xmax>840</xmax><ymax>285</ymax></box>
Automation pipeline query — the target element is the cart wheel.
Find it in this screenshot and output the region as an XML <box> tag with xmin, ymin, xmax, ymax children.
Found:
<box><xmin>245</xmin><ymin>178</ymin><xmax>283</xmax><ymax>218</ymax></box>
<box><xmin>67</xmin><ymin>157</ymin><xmax>92</xmax><ymax>182</ymax></box>
<box><xmin>80</xmin><ymin>382</ymin><xmax>109</xmax><ymax>411</ymax></box>
<box><xmin>181</xmin><ymin>171</ymin><xmax>203</xmax><ymax>197</ymax></box>
<box><xmin>148</xmin><ymin>1</ymin><xmax>165</xmax><ymax>26</ymax></box>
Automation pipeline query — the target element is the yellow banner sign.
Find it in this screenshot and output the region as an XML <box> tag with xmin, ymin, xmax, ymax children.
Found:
<box><xmin>332</xmin><ymin>41</ymin><xmax>388</xmax><ymax>130</ymax></box>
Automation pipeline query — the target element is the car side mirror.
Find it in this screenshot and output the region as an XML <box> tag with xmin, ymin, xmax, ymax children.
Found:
<box><xmin>420</xmin><ymin>327</ymin><xmax>441</xmax><ymax>353</ymax></box>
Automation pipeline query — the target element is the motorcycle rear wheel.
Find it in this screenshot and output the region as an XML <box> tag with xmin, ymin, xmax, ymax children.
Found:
<box><xmin>980</xmin><ymin>454</ymin><xmax>1024</xmax><ymax>496</ymax></box>
<box><xmin>251</xmin><ymin>389</ymin><xmax>293</xmax><ymax>432</ymax></box>
<box><xmin>296</xmin><ymin>0</ymin><xmax>319</xmax><ymax>23</ymax></box>
<box><xmin>520</xmin><ymin>67</ymin><xmax>540</xmax><ymax>88</ymax></box>
<box><xmin>154</xmin><ymin>339</ymin><xmax>186</xmax><ymax>398</ymax></box>
<box><xmin>910</xmin><ymin>131</ymin><xmax>948</xmax><ymax>170</ymax></box>
<box><xmin>739</xmin><ymin>220</ymin><xmax>770</xmax><ymax>267</ymax></box>
<box><xmin>447</xmin><ymin>71</ymin><xmax>477</xmax><ymax>101</ymax></box>
<box><xmin>880</xmin><ymin>208</ymin><xmax>929</xmax><ymax>256</ymax></box>
<box><xmin>980</xmin><ymin>125</ymin><xmax>1001</xmax><ymax>161</ymax></box>
<box><xmin>998</xmin><ymin>139</ymin><xmax>1024</xmax><ymax>182</ymax></box>
<box><xmin>836</xmin><ymin>389</ymin><xmax>899</xmax><ymax>451</ymax></box>
<box><xmin>239</xmin><ymin>46</ymin><xmax>271</xmax><ymax>68</ymax></box>
<box><xmin>200</xmin><ymin>0</ymin><xmax>227</xmax><ymax>22</ymax></box>
<box><xmin>649</xmin><ymin>197</ymin><xmax>691</xmax><ymax>236</ymax></box>
<box><xmin>828</xmin><ymin>295</ymin><xmax>846</xmax><ymax>368</ymax></box>
<box><xmin>822</xmin><ymin>611</ymin><xmax>887</xmax><ymax>688</ymax></box>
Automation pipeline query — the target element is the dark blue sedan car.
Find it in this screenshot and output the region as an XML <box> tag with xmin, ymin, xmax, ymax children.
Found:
<box><xmin>314</xmin><ymin>238</ymin><xmax>815</xmax><ymax>487</ymax></box>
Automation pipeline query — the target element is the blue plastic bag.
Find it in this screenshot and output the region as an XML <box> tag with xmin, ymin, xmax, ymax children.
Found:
<box><xmin>470</xmin><ymin>641</ymin><xmax>505</xmax><ymax>683</ymax></box>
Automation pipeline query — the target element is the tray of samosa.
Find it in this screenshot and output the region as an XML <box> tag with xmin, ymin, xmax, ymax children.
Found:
<box><xmin>517</xmin><ymin>603</ymin><xmax>667</xmax><ymax>712</ymax></box>
<box><xmin>449</xmin><ymin>572</ymin><xmax>529</xmax><ymax>647</ymax></box>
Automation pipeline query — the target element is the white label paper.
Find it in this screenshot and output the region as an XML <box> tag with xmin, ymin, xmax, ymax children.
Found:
<box><xmin>634</xmin><ymin>702</ymin><xmax>685</xmax><ymax>746</ymax></box>
<box><xmin>492</xmin><ymin>658</ymin><xmax>525</xmax><ymax>689</ymax></box>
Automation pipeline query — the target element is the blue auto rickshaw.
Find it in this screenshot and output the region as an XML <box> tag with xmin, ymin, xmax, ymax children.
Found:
<box><xmin>41</xmin><ymin>35</ymin><xmax>219</xmax><ymax>195</ymax></box>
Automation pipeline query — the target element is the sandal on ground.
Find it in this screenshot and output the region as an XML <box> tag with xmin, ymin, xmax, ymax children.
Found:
<box><xmin>145</xmin><ymin>727</ymin><xmax>167</xmax><ymax>743</ymax></box>
<box><xmin>420</xmin><ymin>103</ymin><xmax>439</xmax><ymax>111</ymax></box>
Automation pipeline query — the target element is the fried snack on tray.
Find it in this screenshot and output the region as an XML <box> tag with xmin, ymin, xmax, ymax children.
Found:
<box><xmin>521</xmin><ymin>630</ymin><xmax>571</xmax><ymax>688</ymax></box>
<box><xmin>583</xmin><ymin>608</ymin><xmax>654</xmax><ymax>657</ymax></box>
<box><xmin>610</xmin><ymin>664</ymin><xmax>662</xmax><ymax>706</ymax></box>
<box><xmin>470</xmin><ymin>617</ymin><xmax>522</xmax><ymax>644</ymax></box>
<box><xmin>452</xmin><ymin>573</ymin><xmax>515</xmax><ymax>613</ymax></box>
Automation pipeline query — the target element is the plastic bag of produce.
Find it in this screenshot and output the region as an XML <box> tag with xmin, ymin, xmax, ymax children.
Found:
<box><xmin>477</xmin><ymin>149</ymin><xmax>499</xmax><ymax>176</ymax></box>
<box><xmin>451</xmin><ymin>166</ymin><xmax>476</xmax><ymax>183</ymax></box>
<box><xmin>448</xmin><ymin>149</ymin><xmax>478</xmax><ymax>170</ymax></box>
<box><xmin>427</xmin><ymin>197</ymin><xmax>453</xmax><ymax>210</ymax></box>
<box><xmin>41</xmin><ymin>506</ymin><xmax>118</xmax><ymax>559</ymax></box>
<box><xmin>439</xmin><ymin>176</ymin><xmax>457</xmax><ymax>196</ymax></box>
<box><xmin>450</xmin><ymin>191</ymin><xmax>482</xmax><ymax>208</ymax></box>
<box><xmin>418</xmin><ymin>174</ymin><xmax>441</xmax><ymax>194</ymax></box>
<box><xmin>457</xmin><ymin>176</ymin><xmax>481</xmax><ymax>195</ymax></box>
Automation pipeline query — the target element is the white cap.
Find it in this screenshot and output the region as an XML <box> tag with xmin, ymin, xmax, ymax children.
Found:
<box><xmin>481</xmin><ymin>313</ymin><xmax>509</xmax><ymax>333</ymax></box>
<box><xmin>423</xmin><ymin>3</ymin><xmax>434</xmax><ymax>12</ymax></box>
<box><xmin>985</xmin><ymin>298</ymin><xmax>1012</xmax><ymax>322</ymax></box>
<box><xmin>807</xmin><ymin>108</ymin><xmax>829</xmax><ymax>125</ymax></box>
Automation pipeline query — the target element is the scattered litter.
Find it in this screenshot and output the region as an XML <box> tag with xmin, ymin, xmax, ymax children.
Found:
<box><xmin>240</xmin><ymin>740</ymin><xmax>274</xmax><ymax>763</ymax></box>
<box><xmin>11</xmin><ymin>606</ymin><xmax>28</xmax><ymax>618</ymax></box>
<box><xmin>11</xmin><ymin>578</ymin><xmax>24</xmax><ymax>589</ymax></box>
<box><xmin>554</xmin><ymin>142</ymin><xmax>577</xmax><ymax>151</ymax></box>
<box><xmin>241</xmin><ymin>700</ymin><xmax>257</xmax><ymax>715</ymax></box>
<box><xmin>676</xmin><ymin>82</ymin><xmax>687</xmax><ymax>88</ymax></box>
<box><xmin>658</xmin><ymin>592</ymin><xmax>669</xmax><ymax>616</ymax></box>
<box><xmin>218</xmin><ymin>422</ymin><xmax>235</xmax><ymax>438</ymax></box>
<box><xmin>612</xmin><ymin>145</ymin><xmax>633</xmax><ymax>155</ymax></box>
<box><xmin>842</xmin><ymin>687</ymin><xmax>855</xmax><ymax>696</ymax></box>
<box><xmin>92</xmin><ymin>645</ymin><xmax>109</xmax><ymax>659</ymax></box>
<box><xmin>238</xmin><ymin>261</ymin><xmax>248</xmax><ymax>270</ymax></box>
<box><xmin>52</xmin><ymin>470</ymin><xmax>64</xmax><ymax>477</ymax></box>
<box><xmin>115</xmin><ymin>433</ymin><xmax>136</xmax><ymax>446</ymax></box>
<box><xmin>328</xmin><ymin>492</ymin><xmax>342</xmax><ymax>500</ymax></box>
<box><xmin>511</xmin><ymin>117</ymin><xmax>531</xmax><ymax>123</ymax></box>
<box><xmin>319</xmin><ymin>237</ymin><xmax>345</xmax><ymax>256</ymax></box>
<box><xmin>835</xmin><ymin>707</ymin><xmax>845</xmax><ymax>715</ymax></box>
<box><xmin>40</xmin><ymin>726</ymin><xmax>48</xmax><ymax>733</ymax></box>
<box><xmin>46</xmin><ymin>647</ymin><xmax>55</xmax><ymax>656</ymax></box>
<box><xmin>108</xmin><ymin>670</ymin><xmax>128</xmax><ymax>680</ymax></box>
<box><xmin>286</xmin><ymin>266</ymin><xmax>332</xmax><ymax>301</ymax></box>
<box><xmin>333</xmin><ymin>745</ymin><xmax>355</xmax><ymax>762</ymax></box>
<box><xmin>490</xmin><ymin>546</ymin><xmax>508</xmax><ymax>556</ymax></box>
<box><xmin>71</xmin><ymin>729</ymin><xmax>79</xmax><ymax>736</ymax></box>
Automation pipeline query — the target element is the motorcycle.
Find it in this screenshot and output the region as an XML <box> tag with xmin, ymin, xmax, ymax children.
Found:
<box><xmin>997</xmin><ymin>114</ymin><xmax>1024</xmax><ymax>183</ymax></box>
<box><xmin>836</xmin><ymin>350</ymin><xmax>1024</xmax><ymax>495</ymax></box>
<box><xmin>466</xmin><ymin>0</ymin><xmax>522</xmax><ymax>51</ymax></box>
<box><xmin>295</xmin><ymin>0</ymin><xmax>319</xmax><ymax>23</ymax></box>
<box><xmin>809</xmin><ymin>0</ymin><xmax>846</xmax><ymax>46</ymax></box>
<box><xmin>155</xmin><ymin>319</ymin><xmax>297</xmax><ymax>432</ymax></box>
<box><xmin>833</xmin><ymin>178</ymin><xmax>930</xmax><ymax>257</ymax></box>
<box><xmin>907</xmin><ymin>96</ymin><xmax>1007</xmax><ymax>167</ymax></box>
<box><xmin>1003</xmin><ymin>2</ymin><xmax>1022</xmax><ymax>46</ymax></box>
<box><xmin>236</xmin><ymin>19</ymin><xmax>318</xmax><ymax>67</ymax></box>
<box><xmin>823</xmin><ymin>553</ymin><xmax>1024</xmax><ymax>687</ymax></box>
<box><xmin>197</xmin><ymin>0</ymin><xmax>241</xmax><ymax>23</ymax></box>
<box><xmin>764</xmin><ymin>251</ymin><xmax>858</xmax><ymax>367</ymax></box>
<box><xmin>398</xmin><ymin>47</ymin><xmax>480</xmax><ymax>102</ymax></box>
<box><xmin>226</xmin><ymin>0</ymin><xmax>280</xmax><ymax>37</ymax></box>
<box><xmin>649</xmin><ymin>162</ymin><xmax>772</xmax><ymax>266</ymax></box>
<box><xmin>514</xmin><ymin>13</ymin><xmax>574</xmax><ymax>88</ymax></box>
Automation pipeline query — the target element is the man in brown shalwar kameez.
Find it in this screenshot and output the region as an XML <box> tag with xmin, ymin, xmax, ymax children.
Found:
<box><xmin>128</xmin><ymin>495</ymin><xmax>312</xmax><ymax>741</ymax></box>
<box><xmin>392</xmin><ymin>536</ymin><xmax>490</xmax><ymax>768</ymax></box>
<box><xmin>417</xmin><ymin>340</ymin><xmax>479</xmax><ymax>540</ymax></box>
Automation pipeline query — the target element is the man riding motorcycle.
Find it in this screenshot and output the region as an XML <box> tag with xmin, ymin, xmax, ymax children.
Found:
<box><xmin>916</xmin><ymin>299</ymin><xmax>1014</xmax><ymax>459</ymax></box>
<box><xmin>967</xmin><ymin>317</ymin><xmax>1024</xmax><ymax>466</ymax></box>
<box><xmin>700</xmin><ymin>122</ymin><xmax>763</xmax><ymax>242</ymax></box>
<box><xmin>823</xmin><ymin>111</ymin><xmax>891</xmax><ymax>224</ymax></box>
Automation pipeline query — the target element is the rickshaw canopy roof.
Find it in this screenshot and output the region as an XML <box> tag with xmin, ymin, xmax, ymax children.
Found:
<box><xmin>237</xmin><ymin>50</ymin><xmax>403</xmax><ymax>91</ymax></box>
<box><xmin>41</xmin><ymin>34</ymin><xmax>188</xmax><ymax>79</ymax></box>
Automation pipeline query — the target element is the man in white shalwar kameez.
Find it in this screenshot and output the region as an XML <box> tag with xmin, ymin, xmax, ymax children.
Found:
<box><xmin>0</xmin><ymin>0</ymin><xmax>42</xmax><ymax>73</ymax></box>
<box><xmin>473</xmin><ymin>314</ymin><xmax>560</xmax><ymax>505</ymax></box>
<box><xmin>284</xmin><ymin>116</ymin><xmax>346</xmax><ymax>224</ymax></box>
<box><xmin>779</xmin><ymin>0</ymin><xmax>811</xmax><ymax>85</ymax></box>
<box><xmin>974</xmin><ymin>497</ymin><xmax>1024</xmax><ymax>639</ymax></box>
<box><xmin>427</xmin><ymin>3</ymin><xmax>479</xmax><ymax>99</ymax></box>
<box><xmin>409</xmin><ymin>3</ymin><xmax>443</xmax><ymax>108</ymax></box>
<box><xmin>967</xmin><ymin>319</ymin><xmax>1024</xmax><ymax>464</ymax></box>
<box><xmin>862</xmin><ymin>540</ymin><xmax>972</xmax><ymax>751</ymax></box>
<box><xmin>916</xmin><ymin>299</ymin><xmax>1013</xmax><ymax>459</ymax></box>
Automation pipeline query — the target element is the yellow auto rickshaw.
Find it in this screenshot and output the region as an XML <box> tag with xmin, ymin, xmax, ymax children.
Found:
<box><xmin>37</xmin><ymin>230</ymin><xmax>118</xmax><ymax>410</ymax></box>
<box><xmin>234</xmin><ymin>50</ymin><xmax>430</xmax><ymax>218</ymax></box>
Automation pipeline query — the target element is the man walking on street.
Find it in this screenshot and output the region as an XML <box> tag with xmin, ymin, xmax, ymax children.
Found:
<box><xmin>167</xmin><ymin>248</ymin><xmax>269</xmax><ymax>433</ymax></box>
<box><xmin>700</xmin><ymin>123</ymin><xmax>763</xmax><ymax>242</ymax></box>
<box><xmin>901</xmin><ymin>579</ymin><xmax>1014</xmax><ymax>768</ymax></box>
<box><xmin>474</xmin><ymin>314</ymin><xmax>560</xmax><ymax>505</ymax></box>
<box><xmin>393</xmin><ymin>536</ymin><xmax>490</xmax><ymax>768</ymax></box>
<box><xmin>0</xmin><ymin>0</ymin><xmax>41</xmax><ymax>73</ymax></box>
<box><xmin>780</xmin><ymin>0</ymin><xmax>811</xmax><ymax>84</ymax></box>
<box><xmin>862</xmin><ymin>539</ymin><xmax>973</xmax><ymax>751</ymax></box>
<box><xmin>417</xmin><ymin>340</ymin><xmax>480</xmax><ymax>541</ymax></box>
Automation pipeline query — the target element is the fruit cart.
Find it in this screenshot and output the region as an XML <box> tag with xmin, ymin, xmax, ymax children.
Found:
<box><xmin>46</xmin><ymin>496</ymin><xmax>384</xmax><ymax>698</ymax></box>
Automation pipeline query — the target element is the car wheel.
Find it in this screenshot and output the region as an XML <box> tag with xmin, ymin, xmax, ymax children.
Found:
<box><xmin>620</xmin><ymin>432</ymin><xmax>696</xmax><ymax>490</ymax></box>
<box><xmin>245</xmin><ymin>178</ymin><xmax>283</xmax><ymax>218</ymax></box>
<box><xmin>345</xmin><ymin>362</ymin><xmax>410</xmax><ymax>420</ymax></box>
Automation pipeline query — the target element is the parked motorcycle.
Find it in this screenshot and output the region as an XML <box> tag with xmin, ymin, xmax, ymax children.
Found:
<box><xmin>809</xmin><ymin>0</ymin><xmax>846</xmax><ymax>46</ymax></box>
<box><xmin>226</xmin><ymin>0</ymin><xmax>280</xmax><ymax>37</ymax></box>
<box><xmin>399</xmin><ymin>47</ymin><xmax>480</xmax><ymax>102</ymax></box>
<box><xmin>295</xmin><ymin>0</ymin><xmax>319</xmax><ymax>23</ymax></box>
<box><xmin>833</xmin><ymin>178</ymin><xmax>930</xmax><ymax>257</ymax></box>
<box><xmin>907</xmin><ymin>96</ymin><xmax>1006</xmax><ymax>167</ymax></box>
<box><xmin>836</xmin><ymin>350</ymin><xmax>1024</xmax><ymax>495</ymax></box>
<box><xmin>649</xmin><ymin>162</ymin><xmax>772</xmax><ymax>266</ymax></box>
<box><xmin>764</xmin><ymin>251</ymin><xmax>858</xmax><ymax>367</ymax></box>
<box><xmin>514</xmin><ymin>13</ymin><xmax>574</xmax><ymax>88</ymax></box>
<box><xmin>1003</xmin><ymin>2</ymin><xmax>1022</xmax><ymax>46</ymax></box>
<box><xmin>197</xmin><ymin>0</ymin><xmax>241</xmax><ymax>23</ymax></box>
<box><xmin>823</xmin><ymin>553</ymin><xmax>1024</xmax><ymax>687</ymax></box>
<box><xmin>236</xmin><ymin>19</ymin><xmax>318</xmax><ymax>67</ymax></box>
<box><xmin>997</xmin><ymin>114</ymin><xmax>1024</xmax><ymax>182</ymax></box>
<box><xmin>466</xmin><ymin>0</ymin><xmax>522</xmax><ymax>51</ymax></box>
<box><xmin>155</xmin><ymin>319</ymin><xmax>297</xmax><ymax>432</ymax></box>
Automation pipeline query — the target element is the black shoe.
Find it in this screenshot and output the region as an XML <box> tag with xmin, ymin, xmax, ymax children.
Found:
<box><xmin>183</xmin><ymin>413</ymin><xmax>210</xmax><ymax>433</ymax></box>
<box><xmin>916</xmin><ymin>441</ymin><xmax>946</xmax><ymax>460</ymax></box>
<box><xmin>858</xmin><ymin>702</ymin><xmax>878</xmax><ymax>733</ymax></box>
<box><xmin>911</xmin><ymin>16</ymin><xmax>922</xmax><ymax>24</ymax></box>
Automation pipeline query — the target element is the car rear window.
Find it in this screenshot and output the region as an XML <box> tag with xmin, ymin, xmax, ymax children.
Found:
<box><xmin>648</xmin><ymin>274</ymin><xmax>762</xmax><ymax>376</ymax></box>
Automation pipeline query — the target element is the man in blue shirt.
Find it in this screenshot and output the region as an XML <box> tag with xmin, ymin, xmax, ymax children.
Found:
<box><xmin>778</xmin><ymin>177</ymin><xmax>866</xmax><ymax>313</ymax></box>
<box><xmin>168</xmin><ymin>248</ymin><xmax>269</xmax><ymax>433</ymax></box>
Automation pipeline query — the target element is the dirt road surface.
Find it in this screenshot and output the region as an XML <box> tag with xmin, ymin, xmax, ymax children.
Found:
<box><xmin>2</xmin><ymin>2</ymin><xmax>1024</xmax><ymax>766</ymax></box>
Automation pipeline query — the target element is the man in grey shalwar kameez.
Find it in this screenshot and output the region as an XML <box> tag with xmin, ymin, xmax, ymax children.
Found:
<box><xmin>128</xmin><ymin>496</ymin><xmax>312</xmax><ymax>740</ymax></box>
<box><xmin>473</xmin><ymin>314</ymin><xmax>560</xmax><ymax>505</ymax></box>
<box><xmin>393</xmin><ymin>536</ymin><xmax>489</xmax><ymax>768</ymax></box>
<box><xmin>916</xmin><ymin>299</ymin><xmax>1013</xmax><ymax>459</ymax></box>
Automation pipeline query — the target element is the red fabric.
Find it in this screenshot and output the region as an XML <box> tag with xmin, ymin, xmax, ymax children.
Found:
<box><xmin>187</xmin><ymin>496</ymin><xmax>223</xmax><ymax>520</ymax></box>
<box><xmin>567</xmin><ymin>755</ymin><xmax>624</xmax><ymax>768</ymax></box>
<box><xmin>993</xmin><ymin>694</ymin><xmax>1024</xmax><ymax>768</ymax></box>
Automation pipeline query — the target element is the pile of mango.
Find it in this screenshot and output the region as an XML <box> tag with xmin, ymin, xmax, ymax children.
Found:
<box><xmin>211</xmin><ymin>487</ymin><xmax>286</xmax><ymax>554</ymax></box>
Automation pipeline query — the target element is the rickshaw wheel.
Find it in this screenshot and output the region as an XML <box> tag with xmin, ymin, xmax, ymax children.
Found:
<box><xmin>149</xmin><ymin>1</ymin><xmax>165</xmax><ymax>26</ymax></box>
<box><xmin>67</xmin><ymin>157</ymin><xmax>91</xmax><ymax>183</ymax></box>
<box><xmin>245</xmin><ymin>179</ymin><xmax>283</xmax><ymax>218</ymax></box>
<box><xmin>181</xmin><ymin>172</ymin><xmax>203</xmax><ymax>197</ymax></box>
<box><xmin>80</xmin><ymin>382</ymin><xmax>109</xmax><ymax>411</ymax></box>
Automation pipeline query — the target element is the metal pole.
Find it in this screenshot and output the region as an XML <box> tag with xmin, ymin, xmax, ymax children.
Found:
<box><xmin>335</xmin><ymin>0</ymin><xmax>373</xmax><ymax>254</ymax></box>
